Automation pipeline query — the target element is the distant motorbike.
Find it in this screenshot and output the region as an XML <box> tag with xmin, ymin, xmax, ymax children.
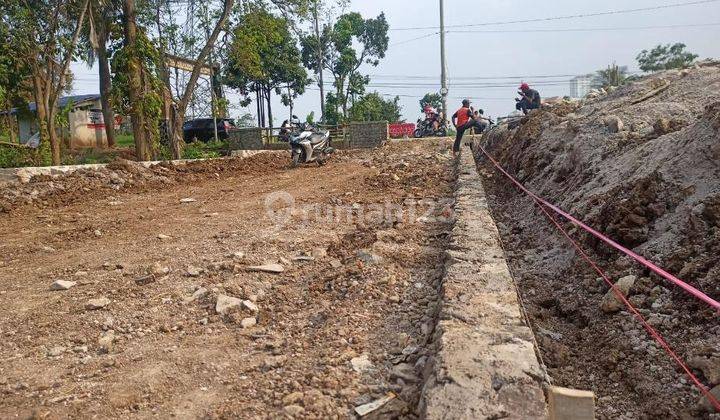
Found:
<box><xmin>288</xmin><ymin>116</ymin><xmax>334</xmax><ymax>167</ymax></box>
<box><xmin>414</xmin><ymin>118</ymin><xmax>447</xmax><ymax>138</ymax></box>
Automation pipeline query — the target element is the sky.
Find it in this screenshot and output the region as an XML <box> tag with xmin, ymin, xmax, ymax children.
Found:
<box><xmin>70</xmin><ymin>0</ymin><xmax>720</xmax><ymax>124</ymax></box>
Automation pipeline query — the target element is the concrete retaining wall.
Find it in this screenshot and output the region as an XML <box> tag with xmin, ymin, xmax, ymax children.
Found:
<box><xmin>228</xmin><ymin>128</ymin><xmax>264</xmax><ymax>150</ymax></box>
<box><xmin>420</xmin><ymin>149</ymin><xmax>548</xmax><ymax>419</ymax></box>
<box><xmin>349</xmin><ymin>121</ymin><xmax>388</xmax><ymax>149</ymax></box>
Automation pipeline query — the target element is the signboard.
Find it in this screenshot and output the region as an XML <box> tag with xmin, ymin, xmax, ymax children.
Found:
<box><xmin>87</xmin><ymin>110</ymin><xmax>105</xmax><ymax>130</ymax></box>
<box><xmin>389</xmin><ymin>123</ymin><xmax>415</xmax><ymax>138</ymax></box>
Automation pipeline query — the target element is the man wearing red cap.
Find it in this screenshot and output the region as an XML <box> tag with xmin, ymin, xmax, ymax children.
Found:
<box><xmin>516</xmin><ymin>83</ymin><xmax>541</xmax><ymax>114</ymax></box>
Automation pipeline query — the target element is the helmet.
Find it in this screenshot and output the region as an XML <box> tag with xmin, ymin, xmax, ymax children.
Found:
<box><xmin>462</xmin><ymin>99</ymin><xmax>471</xmax><ymax>107</ymax></box>
<box><xmin>520</xmin><ymin>83</ymin><xmax>530</xmax><ymax>91</ymax></box>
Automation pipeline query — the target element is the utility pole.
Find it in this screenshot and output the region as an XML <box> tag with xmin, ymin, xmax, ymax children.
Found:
<box><xmin>313</xmin><ymin>2</ymin><xmax>326</xmax><ymax>122</ymax></box>
<box><xmin>439</xmin><ymin>0</ymin><xmax>448</xmax><ymax>117</ymax></box>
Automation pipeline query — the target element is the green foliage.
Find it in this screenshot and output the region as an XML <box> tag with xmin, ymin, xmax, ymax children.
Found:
<box><xmin>0</xmin><ymin>144</ymin><xmax>50</xmax><ymax>168</ymax></box>
<box><xmin>225</xmin><ymin>6</ymin><xmax>309</xmax><ymax>112</ymax></box>
<box><xmin>348</xmin><ymin>92</ymin><xmax>402</xmax><ymax>123</ymax></box>
<box><xmin>110</xmin><ymin>30</ymin><xmax>164</xmax><ymax>154</ymax></box>
<box><xmin>323</xmin><ymin>92</ymin><xmax>343</xmax><ymax>125</ymax></box>
<box><xmin>593</xmin><ymin>63</ymin><xmax>629</xmax><ymax>89</ymax></box>
<box><xmin>235</xmin><ymin>113</ymin><xmax>256</xmax><ymax>128</ymax></box>
<box><xmin>181</xmin><ymin>140</ymin><xmax>224</xmax><ymax>159</ymax></box>
<box><xmin>419</xmin><ymin>93</ymin><xmax>442</xmax><ymax>113</ymax></box>
<box><xmin>637</xmin><ymin>43</ymin><xmax>698</xmax><ymax>72</ymax></box>
<box><xmin>305</xmin><ymin>111</ymin><xmax>315</xmax><ymax>124</ymax></box>
<box><xmin>301</xmin><ymin>11</ymin><xmax>389</xmax><ymax>120</ymax></box>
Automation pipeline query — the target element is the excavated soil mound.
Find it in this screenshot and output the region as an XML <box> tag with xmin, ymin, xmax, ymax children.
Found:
<box><xmin>477</xmin><ymin>63</ymin><xmax>720</xmax><ymax>418</ymax></box>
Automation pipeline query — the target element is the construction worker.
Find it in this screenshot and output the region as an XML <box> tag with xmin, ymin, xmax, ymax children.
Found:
<box><xmin>451</xmin><ymin>99</ymin><xmax>474</xmax><ymax>155</ymax></box>
<box><xmin>515</xmin><ymin>83</ymin><xmax>541</xmax><ymax>114</ymax></box>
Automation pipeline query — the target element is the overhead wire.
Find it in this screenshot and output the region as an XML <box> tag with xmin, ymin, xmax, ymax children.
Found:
<box><xmin>389</xmin><ymin>0</ymin><xmax>720</xmax><ymax>31</ymax></box>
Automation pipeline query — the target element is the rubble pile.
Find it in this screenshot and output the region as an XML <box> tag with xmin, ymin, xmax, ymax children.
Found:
<box><xmin>478</xmin><ymin>62</ymin><xmax>720</xmax><ymax>417</ymax></box>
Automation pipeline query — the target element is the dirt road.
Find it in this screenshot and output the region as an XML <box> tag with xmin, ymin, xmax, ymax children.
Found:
<box><xmin>0</xmin><ymin>140</ymin><xmax>455</xmax><ymax>419</ymax></box>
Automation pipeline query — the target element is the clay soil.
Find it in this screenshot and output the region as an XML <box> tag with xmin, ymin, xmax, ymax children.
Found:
<box><xmin>0</xmin><ymin>139</ymin><xmax>455</xmax><ymax>419</ymax></box>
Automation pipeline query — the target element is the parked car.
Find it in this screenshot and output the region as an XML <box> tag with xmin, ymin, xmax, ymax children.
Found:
<box><xmin>182</xmin><ymin>118</ymin><xmax>238</xmax><ymax>142</ymax></box>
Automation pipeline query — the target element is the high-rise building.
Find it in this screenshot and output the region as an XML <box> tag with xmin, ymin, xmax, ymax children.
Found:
<box><xmin>570</xmin><ymin>75</ymin><xmax>594</xmax><ymax>98</ymax></box>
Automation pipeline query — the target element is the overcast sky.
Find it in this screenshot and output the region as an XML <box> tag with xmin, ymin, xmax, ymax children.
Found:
<box><xmin>70</xmin><ymin>0</ymin><xmax>720</xmax><ymax>123</ymax></box>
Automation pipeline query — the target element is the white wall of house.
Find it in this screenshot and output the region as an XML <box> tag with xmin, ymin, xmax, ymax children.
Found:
<box><xmin>15</xmin><ymin>98</ymin><xmax>108</xmax><ymax>148</ymax></box>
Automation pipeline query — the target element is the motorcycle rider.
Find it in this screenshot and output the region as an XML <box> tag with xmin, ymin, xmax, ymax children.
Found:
<box><xmin>451</xmin><ymin>99</ymin><xmax>474</xmax><ymax>155</ymax></box>
<box><xmin>515</xmin><ymin>83</ymin><xmax>541</xmax><ymax>114</ymax></box>
<box><xmin>423</xmin><ymin>104</ymin><xmax>440</xmax><ymax>132</ymax></box>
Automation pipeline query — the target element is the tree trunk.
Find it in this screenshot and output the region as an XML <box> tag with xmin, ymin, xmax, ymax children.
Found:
<box><xmin>32</xmin><ymin>77</ymin><xmax>51</xmax><ymax>164</ymax></box>
<box><xmin>48</xmin><ymin>111</ymin><xmax>61</xmax><ymax>164</ymax></box>
<box><xmin>97</xmin><ymin>26</ymin><xmax>116</xmax><ymax>148</ymax></box>
<box><xmin>266</xmin><ymin>86</ymin><xmax>273</xmax><ymax>129</ymax></box>
<box><xmin>122</xmin><ymin>0</ymin><xmax>150</xmax><ymax>161</ymax></box>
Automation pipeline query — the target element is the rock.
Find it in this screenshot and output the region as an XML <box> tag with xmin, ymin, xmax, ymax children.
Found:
<box><xmin>240</xmin><ymin>317</ymin><xmax>257</xmax><ymax>328</ymax></box>
<box><xmin>247</xmin><ymin>263</ymin><xmax>284</xmax><ymax>274</ymax></box>
<box><xmin>184</xmin><ymin>287</ymin><xmax>208</xmax><ymax>304</ymax></box>
<box><xmin>279</xmin><ymin>256</ymin><xmax>292</xmax><ymax>266</ymax></box>
<box><xmin>16</xmin><ymin>169</ymin><xmax>33</xmax><ymax>184</ymax></box>
<box><xmin>242</xmin><ymin>300</ymin><xmax>259</xmax><ymax>313</ymax></box>
<box><xmin>357</xmin><ymin>249</ymin><xmax>382</xmax><ymax>265</ymax></box>
<box><xmin>351</xmin><ymin>354</ymin><xmax>373</xmax><ymax>373</ymax></box>
<box><xmin>698</xmin><ymin>384</ymin><xmax>720</xmax><ymax>412</ymax></box>
<box><xmin>98</xmin><ymin>332</ymin><xmax>115</xmax><ymax>354</ymax></box>
<box><xmin>390</xmin><ymin>363</ymin><xmax>419</xmax><ymax>383</ymax></box>
<box><xmin>600</xmin><ymin>275</ymin><xmax>636</xmax><ymax>313</ymax></box>
<box><xmin>283</xmin><ymin>405</ymin><xmax>304</xmax><ymax>416</ymax></box>
<box><xmin>689</xmin><ymin>356</ymin><xmax>720</xmax><ymax>385</ymax></box>
<box><xmin>157</xmin><ymin>234</ymin><xmax>171</xmax><ymax>241</ymax></box>
<box><xmin>215</xmin><ymin>294</ymin><xmax>242</xmax><ymax>315</ymax></box>
<box><xmin>185</xmin><ymin>266</ymin><xmax>202</xmax><ymax>277</ymax></box>
<box><xmin>151</xmin><ymin>262</ymin><xmax>171</xmax><ymax>276</ymax></box>
<box><xmin>329</xmin><ymin>258</ymin><xmax>343</xmax><ymax>268</ymax></box>
<box><xmin>229</xmin><ymin>252</ymin><xmax>246</xmax><ymax>261</ymax></box>
<box><xmin>86</xmin><ymin>297</ymin><xmax>111</xmax><ymax>310</ymax></box>
<box><xmin>312</xmin><ymin>247</ymin><xmax>328</xmax><ymax>259</ymax></box>
<box><xmin>47</xmin><ymin>346</ymin><xmax>66</xmax><ymax>357</ymax></box>
<box><xmin>282</xmin><ymin>392</ymin><xmax>304</xmax><ymax>405</ymax></box>
<box><xmin>605</xmin><ymin>115</ymin><xmax>624</xmax><ymax>133</ymax></box>
<box><xmin>94</xmin><ymin>229</ymin><xmax>103</xmax><ymax>237</ymax></box>
<box><xmin>50</xmin><ymin>280</ymin><xmax>77</xmax><ymax>291</ymax></box>
<box><xmin>180</xmin><ymin>198</ymin><xmax>196</xmax><ymax>203</ymax></box>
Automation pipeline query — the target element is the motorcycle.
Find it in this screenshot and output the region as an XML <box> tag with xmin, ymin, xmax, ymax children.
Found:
<box><xmin>287</xmin><ymin>116</ymin><xmax>334</xmax><ymax>167</ymax></box>
<box><xmin>414</xmin><ymin>118</ymin><xmax>447</xmax><ymax>138</ymax></box>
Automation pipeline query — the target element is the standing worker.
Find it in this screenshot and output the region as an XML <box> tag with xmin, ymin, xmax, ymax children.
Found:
<box><xmin>515</xmin><ymin>83</ymin><xmax>541</xmax><ymax>114</ymax></box>
<box><xmin>451</xmin><ymin>99</ymin><xmax>474</xmax><ymax>155</ymax></box>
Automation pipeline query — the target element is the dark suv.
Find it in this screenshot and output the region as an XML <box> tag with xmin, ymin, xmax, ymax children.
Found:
<box><xmin>182</xmin><ymin>118</ymin><xmax>238</xmax><ymax>142</ymax></box>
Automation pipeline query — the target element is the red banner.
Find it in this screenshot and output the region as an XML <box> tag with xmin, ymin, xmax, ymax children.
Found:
<box><xmin>389</xmin><ymin>123</ymin><xmax>415</xmax><ymax>138</ymax></box>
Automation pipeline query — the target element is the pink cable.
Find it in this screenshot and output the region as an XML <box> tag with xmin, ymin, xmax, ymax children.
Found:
<box><xmin>476</xmin><ymin>144</ymin><xmax>720</xmax><ymax>312</ymax></box>
<box><xmin>476</xmin><ymin>143</ymin><xmax>720</xmax><ymax>411</ymax></box>
<box><xmin>536</xmin><ymin>198</ymin><xmax>720</xmax><ymax>412</ymax></box>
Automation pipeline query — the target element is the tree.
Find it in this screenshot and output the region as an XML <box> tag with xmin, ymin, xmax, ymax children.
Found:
<box><xmin>3</xmin><ymin>0</ymin><xmax>91</xmax><ymax>165</ymax></box>
<box><xmin>348</xmin><ymin>92</ymin><xmax>402</xmax><ymax>123</ymax></box>
<box><xmin>225</xmin><ymin>6</ymin><xmax>309</xmax><ymax>128</ymax></box>
<box><xmin>637</xmin><ymin>43</ymin><xmax>698</xmax><ymax>72</ymax></box>
<box><xmin>81</xmin><ymin>0</ymin><xmax>120</xmax><ymax>147</ymax></box>
<box><xmin>301</xmin><ymin>11</ymin><xmax>388</xmax><ymax>122</ymax></box>
<box><xmin>593</xmin><ymin>63</ymin><xmax>629</xmax><ymax>89</ymax></box>
<box><xmin>419</xmin><ymin>93</ymin><xmax>442</xmax><ymax>113</ymax></box>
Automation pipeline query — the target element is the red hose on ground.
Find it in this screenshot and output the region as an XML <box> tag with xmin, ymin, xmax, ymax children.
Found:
<box><xmin>475</xmin><ymin>144</ymin><xmax>720</xmax><ymax>312</ymax></box>
<box><xmin>475</xmin><ymin>144</ymin><xmax>720</xmax><ymax>411</ymax></box>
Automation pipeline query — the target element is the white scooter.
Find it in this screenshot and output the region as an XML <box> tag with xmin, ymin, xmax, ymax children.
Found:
<box><xmin>288</xmin><ymin>116</ymin><xmax>334</xmax><ymax>167</ymax></box>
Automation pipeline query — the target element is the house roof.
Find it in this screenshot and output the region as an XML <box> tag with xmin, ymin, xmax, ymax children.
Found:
<box><xmin>2</xmin><ymin>94</ymin><xmax>101</xmax><ymax>115</ymax></box>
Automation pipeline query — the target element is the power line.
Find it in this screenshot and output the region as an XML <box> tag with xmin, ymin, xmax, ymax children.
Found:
<box><xmin>389</xmin><ymin>32</ymin><xmax>438</xmax><ymax>46</ymax></box>
<box><xmin>447</xmin><ymin>22</ymin><xmax>720</xmax><ymax>33</ymax></box>
<box><xmin>389</xmin><ymin>0</ymin><xmax>720</xmax><ymax>31</ymax></box>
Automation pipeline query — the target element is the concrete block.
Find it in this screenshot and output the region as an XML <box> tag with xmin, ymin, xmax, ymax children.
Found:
<box><xmin>548</xmin><ymin>386</ymin><xmax>595</xmax><ymax>420</ymax></box>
